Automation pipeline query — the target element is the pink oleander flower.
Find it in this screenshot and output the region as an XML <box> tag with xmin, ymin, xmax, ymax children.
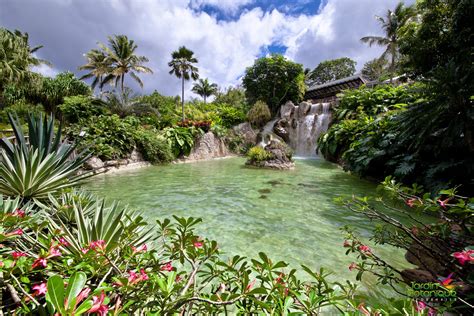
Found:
<box><xmin>48</xmin><ymin>245</ymin><xmax>61</xmax><ymax>258</ymax></box>
<box><xmin>193</xmin><ymin>241</ymin><xmax>203</xmax><ymax>248</ymax></box>
<box><xmin>405</xmin><ymin>198</ymin><xmax>416</xmax><ymax>208</ymax></box>
<box><xmin>89</xmin><ymin>240</ymin><xmax>106</xmax><ymax>251</ymax></box>
<box><xmin>59</xmin><ymin>237</ymin><xmax>70</xmax><ymax>247</ymax></box>
<box><xmin>6</xmin><ymin>228</ymin><xmax>23</xmax><ymax>237</ymax></box>
<box><xmin>12</xmin><ymin>251</ymin><xmax>28</xmax><ymax>259</ymax></box>
<box><xmin>32</xmin><ymin>257</ymin><xmax>47</xmax><ymax>269</ymax></box>
<box><xmin>246</xmin><ymin>279</ymin><xmax>256</xmax><ymax>292</ymax></box>
<box><xmin>81</xmin><ymin>247</ymin><xmax>90</xmax><ymax>254</ymax></box>
<box><xmin>131</xmin><ymin>244</ymin><xmax>147</xmax><ymax>254</ymax></box>
<box><xmin>343</xmin><ymin>240</ymin><xmax>351</xmax><ymax>247</ymax></box>
<box><xmin>453</xmin><ymin>249</ymin><xmax>474</xmax><ymax>265</ymax></box>
<box><xmin>140</xmin><ymin>269</ymin><xmax>149</xmax><ymax>281</ymax></box>
<box><xmin>160</xmin><ymin>262</ymin><xmax>173</xmax><ymax>272</ymax></box>
<box><xmin>414</xmin><ymin>300</ymin><xmax>427</xmax><ymax>312</ymax></box>
<box><xmin>358</xmin><ymin>245</ymin><xmax>371</xmax><ymax>254</ymax></box>
<box><xmin>32</xmin><ymin>282</ymin><xmax>47</xmax><ymax>296</ymax></box>
<box><xmin>349</xmin><ymin>262</ymin><xmax>358</xmax><ymax>271</ymax></box>
<box><xmin>89</xmin><ymin>291</ymin><xmax>108</xmax><ymax>316</ymax></box>
<box><xmin>437</xmin><ymin>197</ymin><xmax>451</xmax><ymax>209</ymax></box>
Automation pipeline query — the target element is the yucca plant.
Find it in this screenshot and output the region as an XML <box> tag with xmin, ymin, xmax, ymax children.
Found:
<box><xmin>0</xmin><ymin>113</ymin><xmax>91</xmax><ymax>200</ymax></box>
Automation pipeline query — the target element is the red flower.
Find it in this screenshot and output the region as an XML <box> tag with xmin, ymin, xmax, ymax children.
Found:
<box><xmin>437</xmin><ymin>197</ymin><xmax>451</xmax><ymax>209</ymax></box>
<box><xmin>175</xmin><ymin>275</ymin><xmax>183</xmax><ymax>283</ymax></box>
<box><xmin>246</xmin><ymin>279</ymin><xmax>256</xmax><ymax>292</ymax></box>
<box><xmin>13</xmin><ymin>209</ymin><xmax>26</xmax><ymax>218</ymax></box>
<box><xmin>59</xmin><ymin>237</ymin><xmax>70</xmax><ymax>247</ymax></box>
<box><xmin>128</xmin><ymin>270</ymin><xmax>139</xmax><ymax>284</ymax></box>
<box><xmin>89</xmin><ymin>240</ymin><xmax>106</xmax><ymax>251</ymax></box>
<box><xmin>405</xmin><ymin>198</ymin><xmax>416</xmax><ymax>208</ymax></box>
<box><xmin>343</xmin><ymin>240</ymin><xmax>351</xmax><ymax>247</ymax></box>
<box><xmin>6</xmin><ymin>228</ymin><xmax>23</xmax><ymax>237</ymax></box>
<box><xmin>349</xmin><ymin>262</ymin><xmax>358</xmax><ymax>271</ymax></box>
<box><xmin>32</xmin><ymin>282</ymin><xmax>47</xmax><ymax>296</ymax></box>
<box><xmin>12</xmin><ymin>251</ymin><xmax>27</xmax><ymax>259</ymax></box>
<box><xmin>48</xmin><ymin>245</ymin><xmax>61</xmax><ymax>258</ymax></box>
<box><xmin>193</xmin><ymin>241</ymin><xmax>203</xmax><ymax>248</ymax></box>
<box><xmin>131</xmin><ymin>244</ymin><xmax>147</xmax><ymax>254</ymax></box>
<box><xmin>414</xmin><ymin>300</ymin><xmax>426</xmax><ymax>312</ymax></box>
<box><xmin>140</xmin><ymin>269</ymin><xmax>149</xmax><ymax>281</ymax></box>
<box><xmin>89</xmin><ymin>291</ymin><xmax>108</xmax><ymax>316</ymax></box>
<box><xmin>358</xmin><ymin>245</ymin><xmax>371</xmax><ymax>254</ymax></box>
<box><xmin>32</xmin><ymin>257</ymin><xmax>47</xmax><ymax>269</ymax></box>
<box><xmin>453</xmin><ymin>250</ymin><xmax>474</xmax><ymax>265</ymax></box>
<box><xmin>160</xmin><ymin>262</ymin><xmax>173</xmax><ymax>272</ymax></box>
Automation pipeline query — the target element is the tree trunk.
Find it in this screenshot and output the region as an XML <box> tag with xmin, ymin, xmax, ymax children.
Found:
<box><xmin>204</xmin><ymin>95</ymin><xmax>207</xmax><ymax>104</ymax></box>
<box><xmin>121</xmin><ymin>75</ymin><xmax>125</xmax><ymax>94</ymax></box>
<box><xmin>181</xmin><ymin>75</ymin><xmax>185</xmax><ymax>122</ymax></box>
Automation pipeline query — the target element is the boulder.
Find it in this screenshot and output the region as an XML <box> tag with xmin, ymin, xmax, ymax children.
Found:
<box><xmin>129</xmin><ymin>149</ymin><xmax>143</xmax><ymax>162</ymax></box>
<box><xmin>273</xmin><ymin>119</ymin><xmax>290</xmax><ymax>142</ymax></box>
<box><xmin>297</xmin><ymin>101</ymin><xmax>312</xmax><ymax>118</ymax></box>
<box><xmin>186</xmin><ymin>132</ymin><xmax>229</xmax><ymax>161</ymax></box>
<box><xmin>233</xmin><ymin>122</ymin><xmax>258</xmax><ymax>145</ymax></box>
<box><xmin>280</xmin><ymin>101</ymin><xmax>295</xmax><ymax>120</ymax></box>
<box><xmin>246</xmin><ymin>140</ymin><xmax>295</xmax><ymax>170</ymax></box>
<box><xmin>83</xmin><ymin>157</ymin><xmax>104</xmax><ymax>170</ymax></box>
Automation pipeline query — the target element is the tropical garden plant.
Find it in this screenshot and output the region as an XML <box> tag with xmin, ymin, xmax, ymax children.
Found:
<box><xmin>191</xmin><ymin>78</ymin><xmax>218</xmax><ymax>104</ymax></box>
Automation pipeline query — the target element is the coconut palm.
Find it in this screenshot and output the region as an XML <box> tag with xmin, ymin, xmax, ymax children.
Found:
<box><xmin>168</xmin><ymin>46</ymin><xmax>199</xmax><ymax>121</ymax></box>
<box><xmin>192</xmin><ymin>78</ymin><xmax>217</xmax><ymax>103</ymax></box>
<box><xmin>78</xmin><ymin>49</ymin><xmax>111</xmax><ymax>93</ymax></box>
<box><xmin>360</xmin><ymin>2</ymin><xmax>415</xmax><ymax>81</ymax></box>
<box><xmin>98</xmin><ymin>35</ymin><xmax>153</xmax><ymax>93</ymax></box>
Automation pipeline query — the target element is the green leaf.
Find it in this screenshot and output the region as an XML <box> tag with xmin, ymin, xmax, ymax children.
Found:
<box><xmin>65</xmin><ymin>272</ymin><xmax>87</xmax><ymax>311</ymax></box>
<box><xmin>46</xmin><ymin>275</ymin><xmax>66</xmax><ymax>315</ymax></box>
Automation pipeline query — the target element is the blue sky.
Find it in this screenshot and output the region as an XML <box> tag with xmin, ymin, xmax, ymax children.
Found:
<box><xmin>0</xmin><ymin>0</ymin><xmax>412</xmax><ymax>97</ymax></box>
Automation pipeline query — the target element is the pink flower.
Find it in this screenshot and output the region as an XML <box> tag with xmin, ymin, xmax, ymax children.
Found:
<box><xmin>0</xmin><ymin>261</ymin><xmax>4</xmax><ymax>268</ymax></box>
<box><xmin>193</xmin><ymin>241</ymin><xmax>203</xmax><ymax>248</ymax></box>
<box><xmin>437</xmin><ymin>198</ymin><xmax>451</xmax><ymax>209</ymax></box>
<box><xmin>12</xmin><ymin>251</ymin><xmax>28</xmax><ymax>259</ymax></box>
<box><xmin>32</xmin><ymin>282</ymin><xmax>47</xmax><ymax>296</ymax></box>
<box><xmin>405</xmin><ymin>198</ymin><xmax>416</xmax><ymax>208</ymax></box>
<box><xmin>246</xmin><ymin>279</ymin><xmax>256</xmax><ymax>292</ymax></box>
<box><xmin>76</xmin><ymin>288</ymin><xmax>91</xmax><ymax>307</ymax></box>
<box><xmin>358</xmin><ymin>245</ymin><xmax>371</xmax><ymax>254</ymax></box>
<box><xmin>89</xmin><ymin>291</ymin><xmax>108</xmax><ymax>316</ymax></box>
<box><xmin>140</xmin><ymin>269</ymin><xmax>149</xmax><ymax>281</ymax></box>
<box><xmin>48</xmin><ymin>246</ymin><xmax>61</xmax><ymax>258</ymax></box>
<box><xmin>343</xmin><ymin>240</ymin><xmax>351</xmax><ymax>247</ymax></box>
<box><xmin>160</xmin><ymin>262</ymin><xmax>173</xmax><ymax>272</ymax></box>
<box><xmin>81</xmin><ymin>247</ymin><xmax>90</xmax><ymax>254</ymax></box>
<box><xmin>89</xmin><ymin>240</ymin><xmax>106</xmax><ymax>251</ymax></box>
<box><xmin>131</xmin><ymin>244</ymin><xmax>147</xmax><ymax>254</ymax></box>
<box><xmin>59</xmin><ymin>237</ymin><xmax>70</xmax><ymax>247</ymax></box>
<box><xmin>128</xmin><ymin>270</ymin><xmax>139</xmax><ymax>284</ymax></box>
<box><xmin>414</xmin><ymin>300</ymin><xmax>426</xmax><ymax>312</ymax></box>
<box><xmin>453</xmin><ymin>250</ymin><xmax>474</xmax><ymax>265</ymax></box>
<box><xmin>428</xmin><ymin>307</ymin><xmax>437</xmax><ymax>316</ymax></box>
<box><xmin>6</xmin><ymin>228</ymin><xmax>23</xmax><ymax>237</ymax></box>
<box><xmin>349</xmin><ymin>262</ymin><xmax>358</xmax><ymax>271</ymax></box>
<box><xmin>13</xmin><ymin>209</ymin><xmax>26</xmax><ymax>218</ymax></box>
<box><xmin>32</xmin><ymin>257</ymin><xmax>47</xmax><ymax>269</ymax></box>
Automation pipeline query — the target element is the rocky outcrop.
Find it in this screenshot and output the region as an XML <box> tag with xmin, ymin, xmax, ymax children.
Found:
<box><xmin>232</xmin><ymin>122</ymin><xmax>258</xmax><ymax>145</ymax></box>
<box><xmin>246</xmin><ymin>140</ymin><xmax>295</xmax><ymax>170</ymax></box>
<box><xmin>183</xmin><ymin>132</ymin><xmax>230</xmax><ymax>162</ymax></box>
<box><xmin>80</xmin><ymin>149</ymin><xmax>151</xmax><ymax>175</ymax></box>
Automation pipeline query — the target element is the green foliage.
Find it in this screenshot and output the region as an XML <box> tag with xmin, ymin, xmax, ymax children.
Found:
<box><xmin>216</xmin><ymin>104</ymin><xmax>246</xmax><ymax>128</ymax></box>
<box><xmin>162</xmin><ymin>126</ymin><xmax>197</xmax><ymax>157</ymax></box>
<box><xmin>58</xmin><ymin>96</ymin><xmax>108</xmax><ymax>124</ymax></box>
<box><xmin>308</xmin><ymin>57</ymin><xmax>356</xmax><ymax>85</ymax></box>
<box><xmin>247</xmin><ymin>146</ymin><xmax>273</xmax><ymax>162</ymax></box>
<box><xmin>242</xmin><ymin>54</ymin><xmax>305</xmax><ymax>114</ymax></box>
<box><xmin>134</xmin><ymin>128</ymin><xmax>174</xmax><ymax>163</ymax></box>
<box><xmin>213</xmin><ymin>86</ymin><xmax>249</xmax><ymax>112</ymax></box>
<box><xmin>361</xmin><ymin>58</ymin><xmax>389</xmax><ymax>81</ymax></box>
<box><xmin>247</xmin><ymin>101</ymin><xmax>271</xmax><ymax>128</ymax></box>
<box><xmin>0</xmin><ymin>113</ymin><xmax>90</xmax><ymax>200</ymax></box>
<box><xmin>138</xmin><ymin>91</ymin><xmax>180</xmax><ymax>128</ymax></box>
<box><xmin>0</xmin><ymin>99</ymin><xmax>43</xmax><ymax>124</ymax></box>
<box><xmin>191</xmin><ymin>78</ymin><xmax>218</xmax><ymax>103</ymax></box>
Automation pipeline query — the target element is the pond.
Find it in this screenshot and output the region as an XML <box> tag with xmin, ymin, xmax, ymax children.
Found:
<box><xmin>86</xmin><ymin>157</ymin><xmax>412</xmax><ymax>295</ymax></box>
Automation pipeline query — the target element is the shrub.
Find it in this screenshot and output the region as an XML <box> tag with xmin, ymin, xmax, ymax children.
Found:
<box><xmin>58</xmin><ymin>95</ymin><xmax>108</xmax><ymax>124</ymax></box>
<box><xmin>134</xmin><ymin>128</ymin><xmax>174</xmax><ymax>163</ymax></box>
<box><xmin>0</xmin><ymin>100</ymin><xmax>43</xmax><ymax>124</ymax></box>
<box><xmin>247</xmin><ymin>101</ymin><xmax>271</xmax><ymax>128</ymax></box>
<box><xmin>247</xmin><ymin>146</ymin><xmax>273</xmax><ymax>162</ymax></box>
<box><xmin>217</xmin><ymin>104</ymin><xmax>246</xmax><ymax>128</ymax></box>
<box><xmin>162</xmin><ymin>126</ymin><xmax>197</xmax><ymax>157</ymax></box>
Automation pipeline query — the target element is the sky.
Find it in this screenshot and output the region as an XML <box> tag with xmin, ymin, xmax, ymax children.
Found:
<box><xmin>0</xmin><ymin>0</ymin><xmax>414</xmax><ymax>98</ymax></box>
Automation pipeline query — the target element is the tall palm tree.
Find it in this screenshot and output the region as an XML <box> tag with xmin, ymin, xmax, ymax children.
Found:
<box><xmin>78</xmin><ymin>49</ymin><xmax>111</xmax><ymax>93</ymax></box>
<box><xmin>192</xmin><ymin>78</ymin><xmax>217</xmax><ymax>103</ymax></box>
<box><xmin>99</xmin><ymin>35</ymin><xmax>153</xmax><ymax>93</ymax></box>
<box><xmin>168</xmin><ymin>46</ymin><xmax>199</xmax><ymax>121</ymax></box>
<box><xmin>360</xmin><ymin>2</ymin><xmax>415</xmax><ymax>81</ymax></box>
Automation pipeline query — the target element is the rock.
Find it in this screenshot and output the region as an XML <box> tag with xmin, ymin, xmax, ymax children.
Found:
<box><xmin>104</xmin><ymin>160</ymin><xmax>119</xmax><ymax>167</ymax></box>
<box><xmin>297</xmin><ymin>102</ymin><xmax>311</xmax><ymax>118</ymax></box>
<box><xmin>405</xmin><ymin>241</ymin><xmax>448</xmax><ymax>275</ymax></box>
<box><xmin>83</xmin><ymin>157</ymin><xmax>104</xmax><ymax>170</ymax></box>
<box><xmin>246</xmin><ymin>140</ymin><xmax>295</xmax><ymax>170</ymax></box>
<box><xmin>273</xmin><ymin>119</ymin><xmax>290</xmax><ymax>142</ymax></box>
<box><xmin>233</xmin><ymin>122</ymin><xmax>258</xmax><ymax>145</ymax></box>
<box><xmin>186</xmin><ymin>132</ymin><xmax>229</xmax><ymax>161</ymax></box>
<box><xmin>280</xmin><ymin>101</ymin><xmax>295</xmax><ymax>120</ymax></box>
<box><xmin>400</xmin><ymin>269</ymin><xmax>435</xmax><ymax>283</ymax></box>
<box><xmin>129</xmin><ymin>149</ymin><xmax>143</xmax><ymax>162</ymax></box>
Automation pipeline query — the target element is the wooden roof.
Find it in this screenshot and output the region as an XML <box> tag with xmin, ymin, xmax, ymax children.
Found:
<box><xmin>304</xmin><ymin>75</ymin><xmax>368</xmax><ymax>100</ymax></box>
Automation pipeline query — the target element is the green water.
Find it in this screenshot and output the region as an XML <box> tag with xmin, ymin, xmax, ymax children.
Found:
<box><xmin>85</xmin><ymin>157</ymin><xmax>410</xmax><ymax>288</ymax></box>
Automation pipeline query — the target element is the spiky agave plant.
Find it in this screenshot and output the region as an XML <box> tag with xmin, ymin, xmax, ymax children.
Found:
<box><xmin>0</xmin><ymin>113</ymin><xmax>91</xmax><ymax>200</ymax></box>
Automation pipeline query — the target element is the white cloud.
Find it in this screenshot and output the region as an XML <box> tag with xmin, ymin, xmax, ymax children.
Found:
<box><xmin>31</xmin><ymin>64</ymin><xmax>58</xmax><ymax>78</ymax></box>
<box><xmin>189</xmin><ymin>0</ymin><xmax>254</xmax><ymax>14</ymax></box>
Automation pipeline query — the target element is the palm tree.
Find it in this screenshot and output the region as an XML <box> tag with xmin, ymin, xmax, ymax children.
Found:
<box><xmin>78</xmin><ymin>49</ymin><xmax>111</xmax><ymax>93</ymax></box>
<box><xmin>360</xmin><ymin>2</ymin><xmax>415</xmax><ymax>81</ymax></box>
<box><xmin>192</xmin><ymin>78</ymin><xmax>217</xmax><ymax>103</ymax></box>
<box><xmin>168</xmin><ymin>46</ymin><xmax>199</xmax><ymax>121</ymax></box>
<box><xmin>99</xmin><ymin>35</ymin><xmax>153</xmax><ymax>93</ymax></box>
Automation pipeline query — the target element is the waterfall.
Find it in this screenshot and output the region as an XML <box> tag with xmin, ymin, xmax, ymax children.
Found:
<box><xmin>258</xmin><ymin>118</ymin><xmax>280</xmax><ymax>147</ymax></box>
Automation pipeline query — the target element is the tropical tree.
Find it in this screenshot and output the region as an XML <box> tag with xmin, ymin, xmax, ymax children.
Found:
<box><xmin>96</xmin><ymin>35</ymin><xmax>153</xmax><ymax>93</ymax></box>
<box><xmin>168</xmin><ymin>46</ymin><xmax>199</xmax><ymax>121</ymax></box>
<box><xmin>242</xmin><ymin>54</ymin><xmax>305</xmax><ymax>115</ymax></box>
<box><xmin>78</xmin><ymin>49</ymin><xmax>111</xmax><ymax>93</ymax></box>
<box><xmin>361</xmin><ymin>58</ymin><xmax>388</xmax><ymax>81</ymax></box>
<box><xmin>360</xmin><ymin>2</ymin><xmax>415</xmax><ymax>81</ymax></box>
<box><xmin>308</xmin><ymin>57</ymin><xmax>356</xmax><ymax>85</ymax></box>
<box><xmin>191</xmin><ymin>78</ymin><xmax>217</xmax><ymax>103</ymax></box>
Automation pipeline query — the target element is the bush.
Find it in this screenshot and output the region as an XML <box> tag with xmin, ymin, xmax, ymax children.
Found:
<box><xmin>134</xmin><ymin>128</ymin><xmax>174</xmax><ymax>163</ymax></box>
<box><xmin>0</xmin><ymin>100</ymin><xmax>43</xmax><ymax>124</ymax></box>
<box><xmin>217</xmin><ymin>104</ymin><xmax>246</xmax><ymax>128</ymax></box>
<box><xmin>162</xmin><ymin>126</ymin><xmax>197</xmax><ymax>157</ymax></box>
<box><xmin>247</xmin><ymin>101</ymin><xmax>271</xmax><ymax>128</ymax></box>
<box><xmin>58</xmin><ymin>95</ymin><xmax>108</xmax><ymax>124</ymax></box>
<box><xmin>246</xmin><ymin>146</ymin><xmax>273</xmax><ymax>162</ymax></box>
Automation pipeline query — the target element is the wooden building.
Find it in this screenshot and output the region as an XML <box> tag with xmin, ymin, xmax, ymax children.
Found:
<box><xmin>304</xmin><ymin>74</ymin><xmax>368</xmax><ymax>103</ymax></box>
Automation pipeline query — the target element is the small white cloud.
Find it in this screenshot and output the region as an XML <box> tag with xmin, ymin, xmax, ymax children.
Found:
<box><xmin>189</xmin><ymin>0</ymin><xmax>254</xmax><ymax>14</ymax></box>
<box><xmin>31</xmin><ymin>63</ymin><xmax>58</xmax><ymax>78</ymax></box>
